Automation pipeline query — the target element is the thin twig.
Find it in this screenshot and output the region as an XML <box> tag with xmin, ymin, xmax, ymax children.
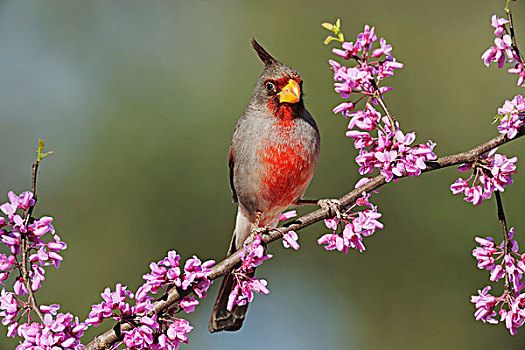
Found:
<box><xmin>494</xmin><ymin>191</ymin><xmax>511</xmax><ymax>291</ymax></box>
<box><xmin>20</xmin><ymin>160</ymin><xmax>44</xmax><ymax>323</ymax></box>
<box><xmin>369</xmin><ymin>78</ymin><xmax>396</xmax><ymax>128</ymax></box>
<box><xmin>505</xmin><ymin>6</ymin><xmax>524</xmax><ymax>63</ymax></box>
<box><xmin>85</xmin><ymin>128</ymin><xmax>525</xmax><ymax>350</ymax></box>
<box><xmin>374</xmin><ymin>92</ymin><xmax>396</xmax><ymax>128</ymax></box>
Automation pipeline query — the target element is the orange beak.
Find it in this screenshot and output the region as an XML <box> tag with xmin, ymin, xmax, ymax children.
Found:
<box><xmin>278</xmin><ymin>79</ymin><xmax>301</xmax><ymax>104</ymax></box>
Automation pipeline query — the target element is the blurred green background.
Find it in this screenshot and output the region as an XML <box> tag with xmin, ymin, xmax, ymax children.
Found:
<box><xmin>1</xmin><ymin>0</ymin><xmax>525</xmax><ymax>349</ymax></box>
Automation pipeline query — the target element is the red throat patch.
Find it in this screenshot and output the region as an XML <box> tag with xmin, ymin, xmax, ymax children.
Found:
<box><xmin>265</xmin><ymin>76</ymin><xmax>302</xmax><ymax>121</ymax></box>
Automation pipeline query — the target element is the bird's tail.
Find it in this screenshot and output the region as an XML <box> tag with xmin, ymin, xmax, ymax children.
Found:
<box><xmin>208</xmin><ymin>210</ymin><xmax>253</xmax><ymax>333</ymax></box>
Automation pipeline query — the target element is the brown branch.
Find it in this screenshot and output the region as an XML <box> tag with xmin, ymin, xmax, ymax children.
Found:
<box><xmin>85</xmin><ymin>128</ymin><xmax>524</xmax><ymax>350</ymax></box>
<box><xmin>20</xmin><ymin>160</ymin><xmax>44</xmax><ymax>324</ymax></box>
<box><xmin>375</xmin><ymin>93</ymin><xmax>396</xmax><ymax>129</ymax></box>
<box><xmin>494</xmin><ymin>191</ymin><xmax>511</xmax><ymax>291</ymax></box>
<box><xmin>505</xmin><ymin>6</ymin><xmax>524</xmax><ymax>63</ymax></box>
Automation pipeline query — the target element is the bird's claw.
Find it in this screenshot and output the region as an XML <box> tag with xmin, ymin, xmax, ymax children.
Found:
<box><xmin>317</xmin><ymin>199</ymin><xmax>342</xmax><ymax>219</ymax></box>
<box><xmin>251</xmin><ymin>225</ymin><xmax>270</xmax><ymax>236</ymax></box>
<box><xmin>244</xmin><ymin>225</ymin><xmax>271</xmax><ymax>248</ymax></box>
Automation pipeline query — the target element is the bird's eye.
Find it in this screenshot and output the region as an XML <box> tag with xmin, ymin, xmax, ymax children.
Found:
<box><xmin>265</xmin><ymin>82</ymin><xmax>274</xmax><ymax>91</ymax></box>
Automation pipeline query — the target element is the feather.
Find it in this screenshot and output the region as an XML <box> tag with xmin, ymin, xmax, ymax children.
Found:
<box><xmin>251</xmin><ymin>38</ymin><xmax>277</xmax><ymax>66</ymax></box>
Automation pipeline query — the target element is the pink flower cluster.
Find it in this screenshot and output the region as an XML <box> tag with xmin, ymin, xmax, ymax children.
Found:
<box><xmin>328</xmin><ymin>25</ymin><xmax>437</xmax><ymax>182</ymax></box>
<box><xmin>450</xmin><ymin>148</ymin><xmax>517</xmax><ymax>205</ymax></box>
<box><xmin>86</xmin><ymin>251</ymin><xmax>214</xmax><ymax>349</ymax></box>
<box><xmin>496</xmin><ymin>94</ymin><xmax>525</xmax><ymax>139</ymax></box>
<box><xmin>349</xmin><ymin>119</ymin><xmax>438</xmax><ymax>182</ymax></box>
<box><xmin>1</xmin><ymin>298</ymin><xmax>87</xmax><ymax>349</ymax></box>
<box><xmin>330</xmin><ymin>25</ymin><xmax>403</xmax><ymax>111</ymax></box>
<box><xmin>276</xmin><ymin>210</ymin><xmax>300</xmax><ymax>250</ymax></box>
<box><xmin>0</xmin><ymin>192</ymin><xmax>65</xmax><ymax>282</ymax></box>
<box><xmin>0</xmin><ymin>188</ymin><xmax>216</xmax><ymax>349</ymax></box>
<box><xmin>143</xmin><ymin>251</ymin><xmax>214</xmax><ymax>300</ymax></box>
<box><xmin>318</xmin><ymin>184</ymin><xmax>383</xmax><ymax>254</ymax></box>
<box><xmin>0</xmin><ymin>191</ymin><xmax>78</xmax><ymax>348</ymax></box>
<box><xmin>227</xmin><ymin>235</ymin><xmax>271</xmax><ymax>311</ymax></box>
<box><xmin>482</xmin><ymin>15</ymin><xmax>525</xmax><ymax>86</ymax></box>
<box><xmin>471</xmin><ymin>229</ymin><xmax>525</xmax><ymax>335</ymax></box>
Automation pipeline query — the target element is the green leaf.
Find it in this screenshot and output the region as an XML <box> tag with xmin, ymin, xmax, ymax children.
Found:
<box><xmin>323</xmin><ymin>36</ymin><xmax>336</xmax><ymax>45</ymax></box>
<box><xmin>322</xmin><ymin>22</ymin><xmax>334</xmax><ymax>31</ymax></box>
<box><xmin>492</xmin><ymin>113</ymin><xmax>506</xmax><ymax>123</ymax></box>
<box><xmin>322</xmin><ymin>19</ymin><xmax>345</xmax><ymax>44</ymax></box>
<box><xmin>36</xmin><ymin>139</ymin><xmax>53</xmax><ymax>162</ymax></box>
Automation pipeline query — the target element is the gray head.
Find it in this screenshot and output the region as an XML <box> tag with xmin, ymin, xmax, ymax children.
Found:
<box><xmin>250</xmin><ymin>39</ymin><xmax>304</xmax><ymax>114</ymax></box>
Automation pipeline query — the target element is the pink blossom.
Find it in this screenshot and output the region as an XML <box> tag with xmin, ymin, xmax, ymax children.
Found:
<box><xmin>508</xmin><ymin>63</ymin><xmax>525</xmax><ymax>86</ymax></box>
<box><xmin>451</xmin><ymin>150</ymin><xmax>517</xmax><ymax>205</ymax></box>
<box><xmin>324</xmin><ymin>218</ymin><xmax>339</xmax><ymax>230</ymax></box>
<box><xmin>181</xmin><ymin>255</ymin><xmax>214</xmax><ymax>292</ymax></box>
<box><xmin>282</xmin><ymin>231</ymin><xmax>300</xmax><ymax>250</ymax></box>
<box><xmin>471</xmin><ymin>286</ymin><xmax>499</xmax><ymax>324</ymax></box>
<box><xmin>6</xmin><ymin>191</ymin><xmax>35</xmax><ymax>211</ymax></box>
<box><xmin>0</xmin><ymin>254</ymin><xmax>14</xmax><ymax>272</ymax></box>
<box><xmin>166</xmin><ymin>318</ymin><xmax>193</xmax><ymax>349</ymax></box>
<box><xmin>228</xmin><ymin>278</ymin><xmax>270</xmax><ymax>310</ymax></box>
<box><xmin>496</xmin><ymin>94</ymin><xmax>525</xmax><ymax>138</ymax></box>
<box><xmin>318</xmin><ymin>192</ymin><xmax>382</xmax><ymax>254</ymax></box>
<box><xmin>318</xmin><ymin>233</ymin><xmax>345</xmax><ymax>253</ymax></box>
<box><xmin>28</xmin><ymin>216</ymin><xmax>55</xmax><ymax>237</ymax></box>
<box><xmin>471</xmin><ymin>229</ymin><xmax>525</xmax><ymax>334</ymax></box>
<box><xmin>333</xmin><ymin>101</ymin><xmax>354</xmax><ymax>116</ymax></box>
<box><xmin>278</xmin><ymin>210</ymin><xmax>297</xmax><ymax>221</ymax></box>
<box><xmin>227</xmin><ymin>235</ymin><xmax>272</xmax><ymax>309</ymax></box>
<box><xmin>179</xmin><ymin>296</ymin><xmax>199</xmax><ymax>313</ymax></box>
<box><xmin>372</xmin><ymin>37</ymin><xmax>392</xmax><ymax>58</ymax></box>
<box><xmin>482</xmin><ymin>14</ymin><xmax>524</xmax><ymax>85</ymax></box>
<box><xmin>491</xmin><ymin>15</ymin><xmax>509</xmax><ymax>36</ymax></box>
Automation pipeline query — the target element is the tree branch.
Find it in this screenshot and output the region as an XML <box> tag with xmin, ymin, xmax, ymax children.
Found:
<box><xmin>494</xmin><ymin>191</ymin><xmax>511</xmax><ymax>291</ymax></box>
<box><xmin>85</xmin><ymin>128</ymin><xmax>524</xmax><ymax>350</ymax></box>
<box><xmin>21</xmin><ymin>160</ymin><xmax>45</xmax><ymax>324</ymax></box>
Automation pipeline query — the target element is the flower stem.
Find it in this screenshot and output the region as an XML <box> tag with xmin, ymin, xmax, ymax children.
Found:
<box><xmin>505</xmin><ymin>6</ymin><xmax>524</xmax><ymax>63</ymax></box>
<box><xmin>20</xmin><ymin>160</ymin><xmax>44</xmax><ymax>324</ymax></box>
<box><xmin>494</xmin><ymin>191</ymin><xmax>510</xmax><ymax>291</ymax></box>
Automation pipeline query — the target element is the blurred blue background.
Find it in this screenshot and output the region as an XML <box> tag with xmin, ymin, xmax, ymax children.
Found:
<box><xmin>1</xmin><ymin>0</ymin><xmax>525</xmax><ymax>348</ymax></box>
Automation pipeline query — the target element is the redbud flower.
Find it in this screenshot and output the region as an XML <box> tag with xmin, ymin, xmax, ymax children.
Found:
<box><xmin>482</xmin><ymin>14</ymin><xmax>524</xmax><ymax>85</ymax></box>
<box><xmin>282</xmin><ymin>231</ymin><xmax>299</xmax><ymax>250</ymax></box>
<box><xmin>471</xmin><ymin>229</ymin><xmax>525</xmax><ymax>334</ymax></box>
<box><xmin>179</xmin><ymin>296</ymin><xmax>199</xmax><ymax>313</ymax></box>
<box><xmin>167</xmin><ymin>318</ymin><xmax>193</xmax><ymax>349</ymax></box>
<box><xmin>327</xmin><ymin>25</ymin><xmax>436</xmax><ymax>183</ymax></box>
<box><xmin>496</xmin><ymin>95</ymin><xmax>525</xmax><ymax>138</ymax></box>
<box><xmin>227</xmin><ymin>235</ymin><xmax>272</xmax><ymax>310</ymax></box>
<box><xmin>509</xmin><ymin>63</ymin><xmax>525</xmax><ymax>86</ymax></box>
<box><xmin>491</xmin><ymin>15</ymin><xmax>509</xmax><ymax>36</ymax></box>
<box><xmin>318</xmin><ymin>192</ymin><xmax>382</xmax><ymax>254</ymax></box>
<box><xmin>451</xmin><ymin>148</ymin><xmax>517</xmax><ymax>205</ymax></box>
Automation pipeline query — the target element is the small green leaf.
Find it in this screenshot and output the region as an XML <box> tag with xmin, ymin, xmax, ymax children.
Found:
<box><xmin>322</xmin><ymin>19</ymin><xmax>345</xmax><ymax>44</ymax></box>
<box><xmin>36</xmin><ymin>139</ymin><xmax>53</xmax><ymax>162</ymax></box>
<box><xmin>492</xmin><ymin>113</ymin><xmax>507</xmax><ymax>123</ymax></box>
<box><xmin>323</xmin><ymin>36</ymin><xmax>335</xmax><ymax>45</ymax></box>
<box><xmin>322</xmin><ymin>22</ymin><xmax>334</xmax><ymax>31</ymax></box>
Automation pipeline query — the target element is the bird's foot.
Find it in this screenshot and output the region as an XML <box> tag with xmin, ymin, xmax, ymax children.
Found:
<box><xmin>251</xmin><ymin>225</ymin><xmax>270</xmax><ymax>236</ymax></box>
<box><xmin>244</xmin><ymin>211</ymin><xmax>271</xmax><ymax>244</ymax></box>
<box><xmin>242</xmin><ymin>224</ymin><xmax>271</xmax><ymax>249</ymax></box>
<box><xmin>317</xmin><ymin>199</ymin><xmax>342</xmax><ymax>219</ymax></box>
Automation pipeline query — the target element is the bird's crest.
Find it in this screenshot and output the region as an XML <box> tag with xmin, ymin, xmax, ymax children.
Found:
<box><xmin>251</xmin><ymin>38</ymin><xmax>277</xmax><ymax>66</ymax></box>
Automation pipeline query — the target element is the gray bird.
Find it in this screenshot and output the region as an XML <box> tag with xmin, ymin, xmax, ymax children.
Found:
<box><xmin>209</xmin><ymin>39</ymin><xmax>320</xmax><ymax>333</ymax></box>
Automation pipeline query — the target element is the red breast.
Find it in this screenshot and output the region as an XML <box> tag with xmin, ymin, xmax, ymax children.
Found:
<box><xmin>257</xmin><ymin>111</ymin><xmax>316</xmax><ymax>210</ymax></box>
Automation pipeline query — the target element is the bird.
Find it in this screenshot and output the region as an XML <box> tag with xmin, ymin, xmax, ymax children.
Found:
<box><xmin>208</xmin><ymin>39</ymin><xmax>321</xmax><ymax>333</ymax></box>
